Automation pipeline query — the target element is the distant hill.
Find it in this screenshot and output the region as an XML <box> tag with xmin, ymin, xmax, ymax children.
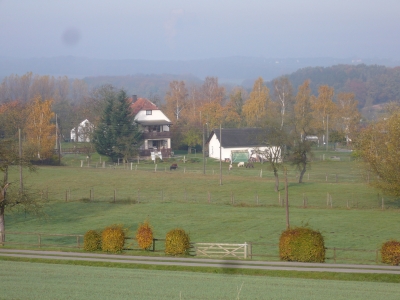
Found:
<box><xmin>270</xmin><ymin>64</ymin><xmax>400</xmax><ymax>108</ymax></box>
<box><xmin>1</xmin><ymin>56</ymin><xmax>398</xmax><ymax>84</ymax></box>
<box><xmin>82</xmin><ymin>74</ymin><xmax>203</xmax><ymax>103</ymax></box>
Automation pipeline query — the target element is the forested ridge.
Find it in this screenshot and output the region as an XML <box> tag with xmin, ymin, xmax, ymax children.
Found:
<box><xmin>274</xmin><ymin>64</ymin><xmax>400</xmax><ymax>108</ymax></box>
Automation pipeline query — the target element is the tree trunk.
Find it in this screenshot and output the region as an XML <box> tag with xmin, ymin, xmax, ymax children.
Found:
<box><xmin>0</xmin><ymin>206</ymin><xmax>4</xmax><ymax>244</ymax></box>
<box><xmin>274</xmin><ymin>169</ymin><xmax>279</xmax><ymax>192</ymax></box>
<box><xmin>299</xmin><ymin>163</ymin><xmax>307</xmax><ymax>183</ymax></box>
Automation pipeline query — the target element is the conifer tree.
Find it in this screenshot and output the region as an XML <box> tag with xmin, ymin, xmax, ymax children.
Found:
<box><xmin>93</xmin><ymin>90</ymin><xmax>142</xmax><ymax>162</ymax></box>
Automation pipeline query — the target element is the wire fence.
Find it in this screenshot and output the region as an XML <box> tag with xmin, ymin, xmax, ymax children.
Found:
<box><xmin>2</xmin><ymin>232</ymin><xmax>383</xmax><ymax>265</ymax></box>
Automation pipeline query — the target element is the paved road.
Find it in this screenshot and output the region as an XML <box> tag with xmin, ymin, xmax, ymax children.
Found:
<box><xmin>1</xmin><ymin>249</ymin><xmax>400</xmax><ymax>274</ymax></box>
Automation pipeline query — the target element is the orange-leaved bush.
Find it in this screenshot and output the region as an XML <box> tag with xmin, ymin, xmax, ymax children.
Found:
<box><xmin>136</xmin><ymin>220</ymin><xmax>154</xmax><ymax>250</ymax></box>
<box><xmin>381</xmin><ymin>240</ymin><xmax>400</xmax><ymax>265</ymax></box>
<box><xmin>279</xmin><ymin>227</ymin><xmax>325</xmax><ymax>263</ymax></box>
<box><xmin>101</xmin><ymin>224</ymin><xmax>126</xmax><ymax>253</ymax></box>
<box><xmin>165</xmin><ymin>228</ymin><xmax>190</xmax><ymax>255</ymax></box>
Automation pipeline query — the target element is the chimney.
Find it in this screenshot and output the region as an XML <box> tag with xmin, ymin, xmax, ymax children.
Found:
<box><xmin>132</xmin><ymin>95</ymin><xmax>137</xmax><ymax>103</ymax></box>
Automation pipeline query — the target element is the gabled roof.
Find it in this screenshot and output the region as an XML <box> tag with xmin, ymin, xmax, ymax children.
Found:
<box><xmin>210</xmin><ymin>128</ymin><xmax>268</xmax><ymax>148</ymax></box>
<box><xmin>130</xmin><ymin>97</ymin><xmax>159</xmax><ymax>115</ymax></box>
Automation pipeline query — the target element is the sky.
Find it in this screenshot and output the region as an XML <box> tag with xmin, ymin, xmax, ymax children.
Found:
<box><xmin>1</xmin><ymin>0</ymin><xmax>399</xmax><ymax>61</ymax></box>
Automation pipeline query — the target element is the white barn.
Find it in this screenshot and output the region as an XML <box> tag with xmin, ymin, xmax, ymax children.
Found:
<box><xmin>207</xmin><ymin>128</ymin><xmax>280</xmax><ymax>163</ymax></box>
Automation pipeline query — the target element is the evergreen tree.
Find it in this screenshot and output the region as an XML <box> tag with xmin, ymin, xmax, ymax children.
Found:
<box><xmin>93</xmin><ymin>90</ymin><xmax>142</xmax><ymax>161</ymax></box>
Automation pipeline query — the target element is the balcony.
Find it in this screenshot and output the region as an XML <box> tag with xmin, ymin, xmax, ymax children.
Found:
<box><xmin>143</xmin><ymin>131</ymin><xmax>171</xmax><ymax>139</ymax></box>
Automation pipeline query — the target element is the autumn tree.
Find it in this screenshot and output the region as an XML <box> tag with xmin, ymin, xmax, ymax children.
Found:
<box><xmin>290</xmin><ymin>80</ymin><xmax>315</xmax><ymax>183</ymax></box>
<box><xmin>355</xmin><ymin>105</ymin><xmax>400</xmax><ymax>196</ymax></box>
<box><xmin>242</xmin><ymin>77</ymin><xmax>273</xmax><ymax>127</ymax></box>
<box><xmin>165</xmin><ymin>80</ymin><xmax>188</xmax><ymax>122</ymax></box>
<box><xmin>336</xmin><ymin>92</ymin><xmax>361</xmax><ymax>144</ymax></box>
<box><xmin>0</xmin><ymin>139</ymin><xmax>39</xmax><ymax>243</ymax></box>
<box><xmin>273</xmin><ymin>77</ymin><xmax>294</xmax><ymax>130</ymax></box>
<box><xmin>223</xmin><ymin>87</ymin><xmax>246</xmax><ymax>128</ymax></box>
<box><xmin>201</xmin><ymin>77</ymin><xmax>225</xmax><ymax>104</ymax></box>
<box><xmin>311</xmin><ymin>85</ymin><xmax>337</xmax><ymax>143</ymax></box>
<box><xmin>0</xmin><ymin>101</ymin><xmax>27</xmax><ymax>138</ymax></box>
<box><xmin>24</xmin><ymin>96</ymin><xmax>56</xmax><ymax>161</ymax></box>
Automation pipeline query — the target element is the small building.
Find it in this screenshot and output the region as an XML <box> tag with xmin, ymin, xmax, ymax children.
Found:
<box><xmin>130</xmin><ymin>96</ymin><xmax>172</xmax><ymax>158</ymax></box>
<box><xmin>207</xmin><ymin>128</ymin><xmax>280</xmax><ymax>162</ymax></box>
<box><xmin>70</xmin><ymin>119</ymin><xmax>94</xmax><ymax>142</ymax></box>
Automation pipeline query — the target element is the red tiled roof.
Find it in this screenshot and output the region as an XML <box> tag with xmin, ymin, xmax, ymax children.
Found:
<box><xmin>129</xmin><ymin>97</ymin><xmax>159</xmax><ymax>115</ymax></box>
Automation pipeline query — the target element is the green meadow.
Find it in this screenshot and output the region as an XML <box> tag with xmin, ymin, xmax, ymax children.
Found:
<box><xmin>1</xmin><ymin>260</ymin><xmax>400</xmax><ymax>300</ymax></box>
<box><xmin>3</xmin><ymin>149</ymin><xmax>399</xmax><ymax>263</ymax></box>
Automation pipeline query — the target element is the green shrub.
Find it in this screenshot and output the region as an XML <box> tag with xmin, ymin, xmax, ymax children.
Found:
<box><xmin>136</xmin><ymin>220</ymin><xmax>154</xmax><ymax>250</ymax></box>
<box><xmin>83</xmin><ymin>230</ymin><xmax>101</xmax><ymax>251</ymax></box>
<box><xmin>381</xmin><ymin>240</ymin><xmax>400</xmax><ymax>265</ymax></box>
<box><xmin>165</xmin><ymin>228</ymin><xmax>190</xmax><ymax>255</ymax></box>
<box><xmin>101</xmin><ymin>224</ymin><xmax>126</xmax><ymax>253</ymax></box>
<box><xmin>279</xmin><ymin>227</ymin><xmax>325</xmax><ymax>263</ymax></box>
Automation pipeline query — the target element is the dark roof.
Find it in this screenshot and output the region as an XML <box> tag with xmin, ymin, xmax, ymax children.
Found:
<box><xmin>210</xmin><ymin>128</ymin><xmax>268</xmax><ymax>148</ymax></box>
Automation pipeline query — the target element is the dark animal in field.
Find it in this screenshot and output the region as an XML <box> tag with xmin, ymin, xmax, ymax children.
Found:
<box><xmin>245</xmin><ymin>163</ymin><xmax>254</xmax><ymax>168</ymax></box>
<box><xmin>170</xmin><ymin>163</ymin><xmax>178</xmax><ymax>171</ymax></box>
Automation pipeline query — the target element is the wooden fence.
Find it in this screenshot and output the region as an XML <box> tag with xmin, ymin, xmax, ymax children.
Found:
<box><xmin>1</xmin><ymin>232</ymin><xmax>383</xmax><ymax>264</ymax></box>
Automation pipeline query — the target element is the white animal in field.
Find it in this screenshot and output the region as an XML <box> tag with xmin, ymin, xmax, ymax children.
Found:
<box><xmin>238</xmin><ymin>162</ymin><xmax>245</xmax><ymax>167</ymax></box>
<box><xmin>229</xmin><ymin>164</ymin><xmax>233</xmax><ymax>171</ymax></box>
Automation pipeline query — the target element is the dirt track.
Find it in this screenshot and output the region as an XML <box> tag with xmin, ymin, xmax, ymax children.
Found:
<box><xmin>1</xmin><ymin>249</ymin><xmax>400</xmax><ymax>274</ymax></box>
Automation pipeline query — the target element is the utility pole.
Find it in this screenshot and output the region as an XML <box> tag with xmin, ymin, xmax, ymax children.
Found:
<box><xmin>203</xmin><ymin>123</ymin><xmax>205</xmax><ymax>175</ymax></box>
<box><xmin>19</xmin><ymin>128</ymin><xmax>23</xmax><ymax>193</ymax></box>
<box><xmin>219</xmin><ymin>124</ymin><xmax>222</xmax><ymax>186</ymax></box>
<box><xmin>326</xmin><ymin>114</ymin><xmax>329</xmax><ymax>151</ymax></box>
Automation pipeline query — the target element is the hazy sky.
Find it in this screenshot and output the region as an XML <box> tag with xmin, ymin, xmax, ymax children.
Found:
<box><xmin>1</xmin><ymin>0</ymin><xmax>399</xmax><ymax>60</ymax></box>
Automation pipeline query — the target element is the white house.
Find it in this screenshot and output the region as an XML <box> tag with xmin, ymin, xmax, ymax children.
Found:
<box><xmin>70</xmin><ymin>119</ymin><xmax>94</xmax><ymax>142</ymax></box>
<box><xmin>130</xmin><ymin>96</ymin><xmax>172</xmax><ymax>158</ymax></box>
<box><xmin>207</xmin><ymin>128</ymin><xmax>280</xmax><ymax>163</ymax></box>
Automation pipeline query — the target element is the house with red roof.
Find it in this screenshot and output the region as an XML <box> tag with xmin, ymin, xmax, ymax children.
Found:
<box><xmin>130</xmin><ymin>95</ymin><xmax>172</xmax><ymax>158</ymax></box>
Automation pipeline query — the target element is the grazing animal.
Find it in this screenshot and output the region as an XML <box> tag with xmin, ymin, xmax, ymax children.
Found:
<box><xmin>238</xmin><ymin>162</ymin><xmax>245</xmax><ymax>167</ymax></box>
<box><xmin>229</xmin><ymin>164</ymin><xmax>233</xmax><ymax>171</ymax></box>
<box><xmin>170</xmin><ymin>163</ymin><xmax>178</xmax><ymax>171</ymax></box>
<box><xmin>245</xmin><ymin>163</ymin><xmax>254</xmax><ymax>168</ymax></box>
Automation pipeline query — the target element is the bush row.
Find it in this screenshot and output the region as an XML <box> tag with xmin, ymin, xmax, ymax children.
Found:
<box><xmin>83</xmin><ymin>221</ymin><xmax>190</xmax><ymax>255</ymax></box>
<box><xmin>84</xmin><ymin>223</ymin><xmax>400</xmax><ymax>265</ymax></box>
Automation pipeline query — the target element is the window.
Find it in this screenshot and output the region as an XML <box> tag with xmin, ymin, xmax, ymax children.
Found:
<box><xmin>146</xmin><ymin>110</ymin><xmax>152</xmax><ymax>115</ymax></box>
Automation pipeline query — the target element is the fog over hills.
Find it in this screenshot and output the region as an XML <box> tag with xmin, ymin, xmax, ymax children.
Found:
<box><xmin>1</xmin><ymin>56</ymin><xmax>398</xmax><ymax>86</ymax></box>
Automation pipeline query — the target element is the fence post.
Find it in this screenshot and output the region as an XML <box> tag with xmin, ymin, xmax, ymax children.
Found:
<box><xmin>376</xmin><ymin>249</ymin><xmax>379</xmax><ymax>263</ymax></box>
<box><xmin>137</xmin><ymin>189</ymin><xmax>140</xmax><ymax>203</ymax></box>
<box><xmin>38</xmin><ymin>234</ymin><xmax>41</xmax><ymax>248</ymax></box>
<box><xmin>333</xmin><ymin>247</ymin><xmax>336</xmax><ymax>263</ymax></box>
<box><xmin>77</xmin><ymin>235</ymin><xmax>80</xmax><ymax>248</ymax></box>
<box><xmin>248</xmin><ymin>242</ymin><xmax>253</xmax><ymax>260</ymax></box>
<box><xmin>152</xmin><ymin>238</ymin><xmax>156</xmax><ymax>252</ymax></box>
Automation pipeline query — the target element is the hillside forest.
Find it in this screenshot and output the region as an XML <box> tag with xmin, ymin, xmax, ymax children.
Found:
<box><xmin>0</xmin><ymin>64</ymin><xmax>399</xmax><ymax>153</ymax></box>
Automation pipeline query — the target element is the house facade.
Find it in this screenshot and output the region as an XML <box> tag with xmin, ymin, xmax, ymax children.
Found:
<box><xmin>130</xmin><ymin>96</ymin><xmax>172</xmax><ymax>158</ymax></box>
<box><xmin>70</xmin><ymin>119</ymin><xmax>94</xmax><ymax>142</ymax></box>
<box><xmin>207</xmin><ymin>128</ymin><xmax>280</xmax><ymax>162</ymax></box>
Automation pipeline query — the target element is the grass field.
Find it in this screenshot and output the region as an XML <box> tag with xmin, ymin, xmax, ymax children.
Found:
<box><xmin>3</xmin><ymin>149</ymin><xmax>399</xmax><ymax>264</ymax></box>
<box><xmin>1</xmin><ymin>260</ymin><xmax>400</xmax><ymax>299</ymax></box>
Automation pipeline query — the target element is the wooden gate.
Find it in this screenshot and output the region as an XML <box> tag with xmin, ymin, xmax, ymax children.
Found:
<box><xmin>194</xmin><ymin>243</ymin><xmax>250</xmax><ymax>259</ymax></box>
